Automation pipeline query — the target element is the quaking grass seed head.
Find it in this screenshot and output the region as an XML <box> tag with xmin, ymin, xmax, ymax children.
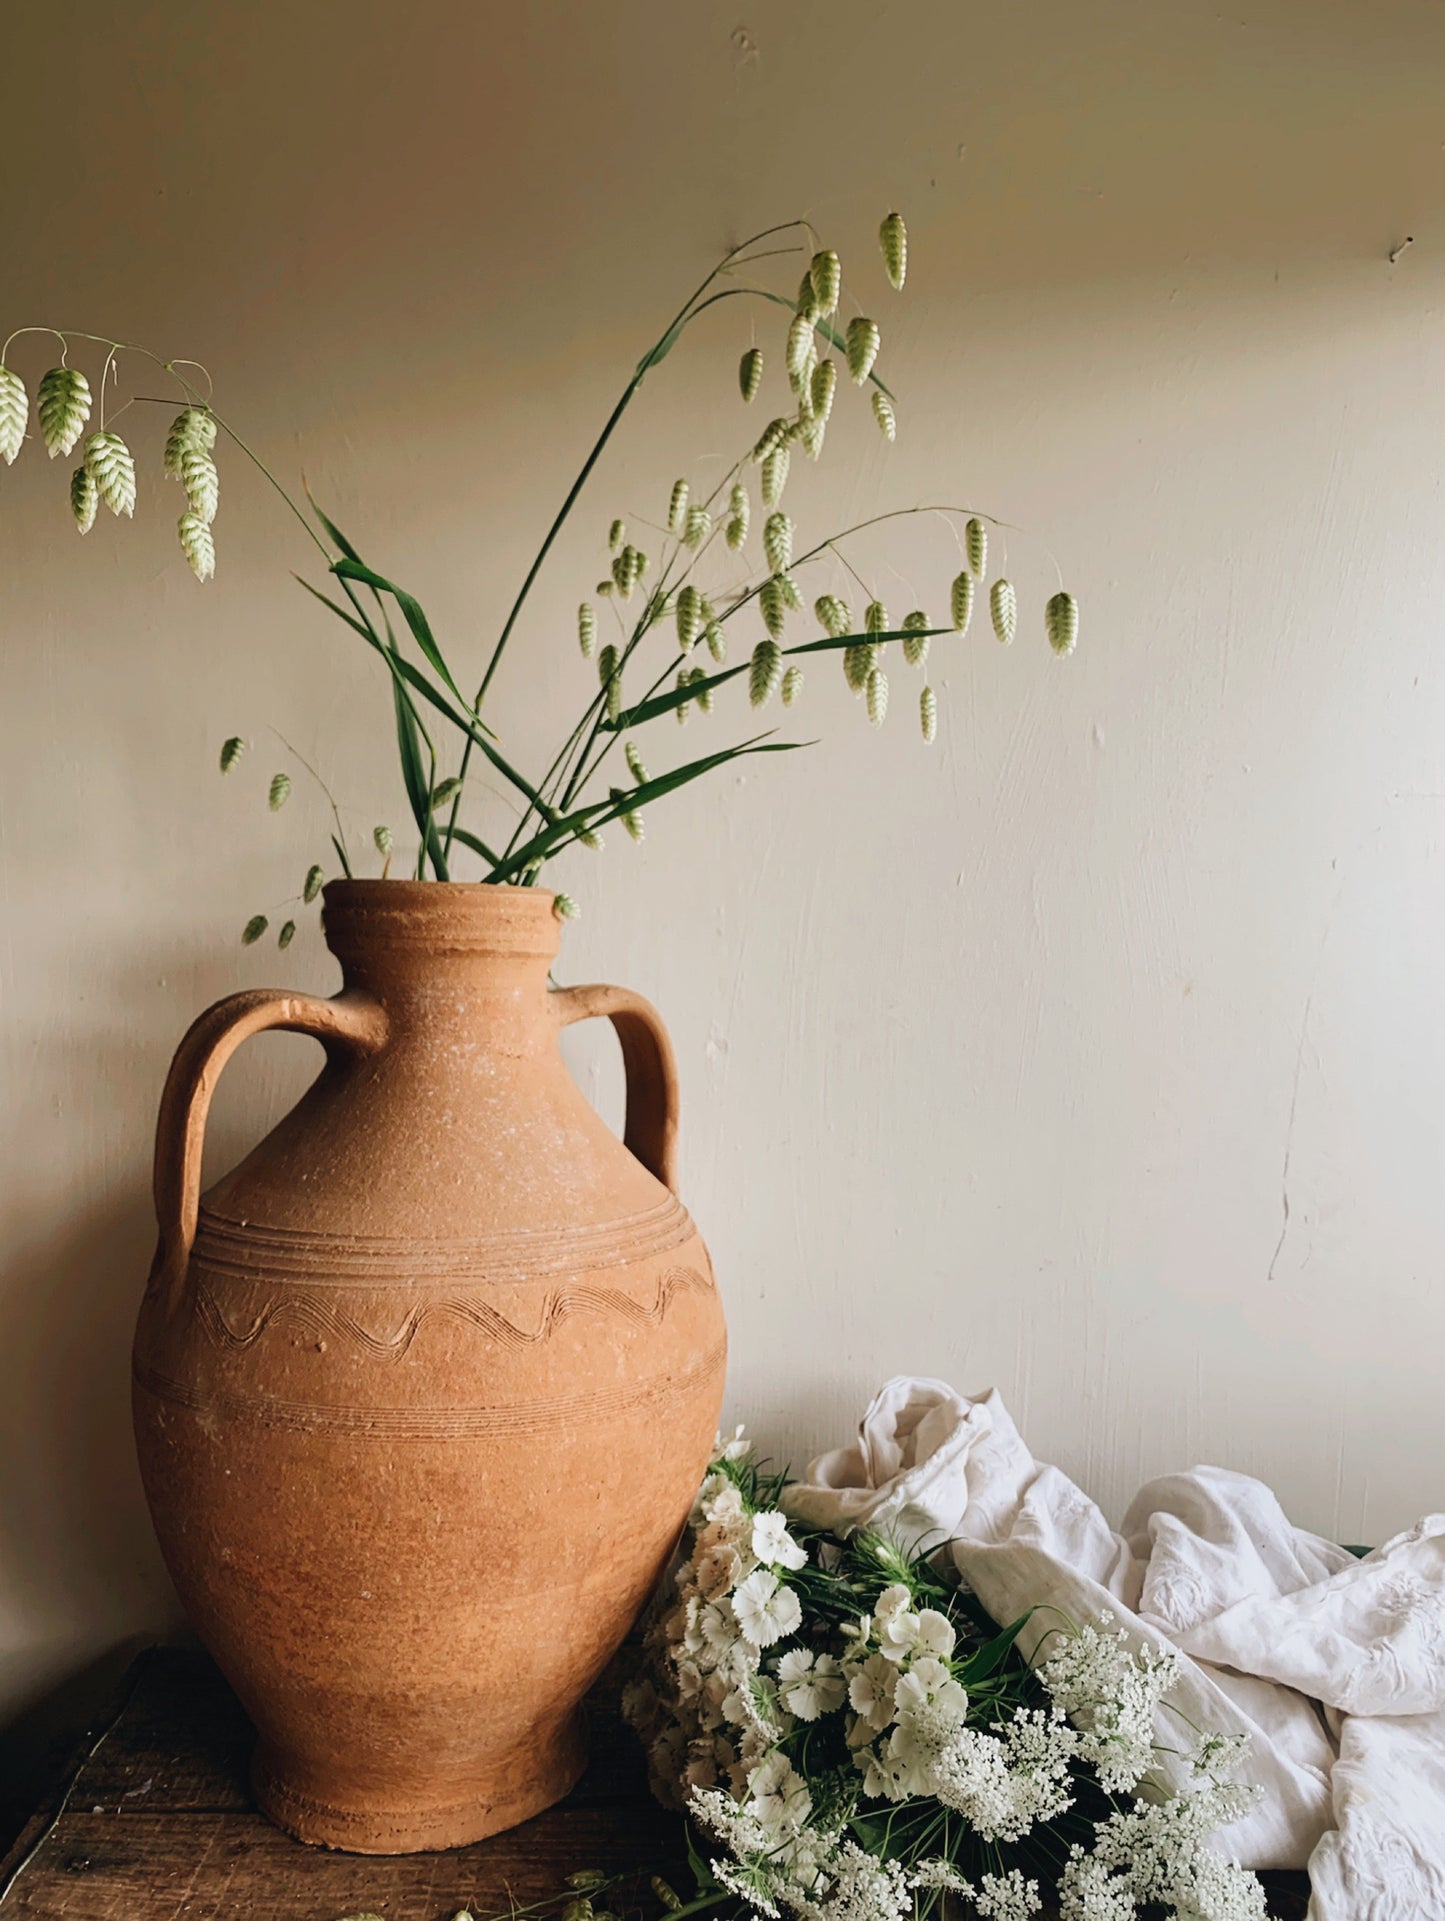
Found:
<box><xmin>844</xmin><ymin>640</ymin><xmax>878</xmax><ymax>691</ymax></box>
<box><xmin>1046</xmin><ymin>590</ymin><xmax>1080</xmax><ymax>656</ymax></box>
<box><xmin>268</xmin><ymin>772</ymin><xmax>292</xmax><ymax>811</ymax></box>
<box><xmin>950</xmin><ymin>571</ymin><xmax>975</xmax><ymax>634</ymax></box>
<box><xmin>178</xmin><ymin>511</ymin><xmax>215</xmax><ymax>581</ymax></box>
<box><xmin>219</xmin><ymin>735</ymin><xmax>245</xmax><ymax>773</ymax></box>
<box><xmin>866</xmin><ymin>665</ymin><xmax>889</xmax><ymax>726</ymax></box>
<box><xmin>786</xmin><ymin>311</ymin><xmax>816</xmax><ymax>394</ymax></box>
<box><xmin>760</xmin><ymin>576</ymin><xmax>786</xmax><ymax>639</ymax></box>
<box><xmin>0</xmin><ymin>366</ymin><xmax>28</xmax><ymax>465</ymax></box>
<box><xmin>749</xmin><ymin>638</ymin><xmax>783</xmax><ymax>707</ymax></box>
<box><xmin>303</xmin><ymin>863</ymin><xmax>324</xmax><ymax>902</ymax></box>
<box><xmin>781</xmin><ymin>664</ymin><xmax>803</xmax><ymax>707</ymax></box>
<box><xmin>608</xmin><ymin>518</ymin><xmax>625</xmax><ymax>551</ymax></box>
<box><xmin>965</xmin><ymin>516</ymin><xmax>988</xmax><ymax>577</ymax></box>
<box><xmin>37</xmin><ymin>367</ymin><xmax>91</xmax><ymax>459</ymax></box>
<box><xmin>684</xmin><ymin>504</ymin><xmax>711</xmax><ymax>549</ymax></box>
<box><xmin>374</xmin><ymin>824</ymin><xmax>393</xmax><ymax>854</ymax></box>
<box><xmin>871</xmin><ymin>391</ymin><xmax>896</xmax><ymax>441</ymax></box>
<box><xmin>814</xmin><ymin>593</ymin><xmax>851</xmax><ymax>638</ymax></box>
<box><xmin>278</xmin><ymin>920</ymin><xmax>296</xmax><ymax>950</ymax></box>
<box><xmin>181</xmin><ymin>446</ymin><xmax>219</xmax><ymax>525</ymax></box>
<box><xmin>164</xmin><ymin>407</ymin><xmax>214</xmax><ymax>476</ymax></box>
<box><xmin>578</xmin><ymin>602</ymin><xmax>597</xmax><ymax>659</ymax></box>
<box><xmin>704</xmin><ymin>620</ymin><xmax>726</xmax><ymax>663</ymax></box>
<box><xmin>738</xmin><ymin>346</ymin><xmax>764</xmax><ymax>403</ymax></box>
<box><xmin>241</xmin><ymin>915</ymin><xmax>268</xmax><ymax>946</ymax></box>
<box><xmin>990</xmin><ymin>577</ymin><xmax>1017</xmax><ymax>645</ymax></box>
<box><xmin>675</xmin><ymin>583</ymin><xmax>703</xmax><ymax>648</ymax></box>
<box><xmin>879</xmin><ymin>211</ymin><xmax>908</xmax><ymax>290</ymax></box>
<box><xmin>920</xmin><ymin>684</ymin><xmax>938</xmax><ymax>743</ymax></box>
<box><xmin>667</xmin><ymin>478</ymin><xmax>689</xmax><ymax>536</ymax></box>
<box><xmin>70</xmin><ymin>464</ymin><xmax>98</xmax><ymax>534</ymax></box>
<box><xmin>84</xmin><ymin>430</ymin><xmax>136</xmax><ymax>517</ymax></box>
<box><xmin>777</xmin><ymin>571</ymin><xmax>803</xmax><ymax>611</ymax></box>
<box><xmin>865</xmin><ymin>599</ymin><xmax>888</xmax><ymax>636</ymax></box>
<box><xmin>809</xmin><ymin>249</ymin><xmax>842</xmax><ymax>316</ymax></box>
<box><xmin>552</xmin><ymin>892</ymin><xmax>580</xmax><ymax>921</ymax></box>
<box><xmin>763</xmin><ymin>510</ymin><xmax>793</xmax><ymax>572</ymax></box>
<box><xmin>625</xmin><ymin>741</ymin><xmax>648</xmax><ymax>784</ymax></box>
<box><xmin>810</xmin><ymin>358</ymin><xmax>837</xmax><ymax>423</ymax></box>
<box><xmin>761</xmin><ymin>442</ymin><xmax>790</xmax><ymax>506</ymax></box>
<box><xmin>902</xmin><ymin>610</ymin><xmax>930</xmax><ymax>667</ymax></box>
<box><xmin>846</xmin><ymin>317</ymin><xmax>881</xmax><ymax>385</ymax></box>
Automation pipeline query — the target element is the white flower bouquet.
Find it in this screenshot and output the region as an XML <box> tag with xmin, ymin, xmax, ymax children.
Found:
<box><xmin>617</xmin><ymin>1434</ymin><xmax>1272</xmax><ymax>1921</ymax></box>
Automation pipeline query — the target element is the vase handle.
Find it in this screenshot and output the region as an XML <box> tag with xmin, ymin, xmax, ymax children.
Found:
<box><xmin>551</xmin><ymin>983</ymin><xmax>681</xmax><ymax>1192</ymax></box>
<box><xmin>149</xmin><ymin>988</ymin><xmax>388</xmax><ymax>1312</ymax></box>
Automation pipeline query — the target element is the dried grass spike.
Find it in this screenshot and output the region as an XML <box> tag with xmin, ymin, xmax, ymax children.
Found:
<box><xmin>966</xmin><ymin>516</ymin><xmax>988</xmax><ymax>577</ymax></box>
<box><xmin>871</xmin><ymin>391</ymin><xmax>896</xmax><ymax>441</ymax></box>
<box><xmin>84</xmin><ymin>430</ymin><xmax>136</xmax><ymax>517</ymax></box>
<box><xmin>866</xmin><ymin>666</ymin><xmax>889</xmax><ymax>726</ymax></box>
<box><xmin>950</xmin><ymin>571</ymin><xmax>974</xmax><ymax>634</ymax></box>
<box><xmin>684</xmin><ymin>504</ymin><xmax>711</xmax><ymax>549</ymax></box>
<box><xmin>920</xmin><ymin>685</ymin><xmax>938</xmax><ymax>744</ymax></box>
<box><xmin>749</xmin><ymin>638</ymin><xmax>783</xmax><ymax>707</ymax></box>
<box><xmin>879</xmin><ymin>211</ymin><xmax>908</xmax><ymax>290</ymax></box>
<box><xmin>70</xmin><ymin>464</ymin><xmax>98</xmax><ymax>534</ymax></box>
<box><xmin>781</xmin><ymin>665</ymin><xmax>803</xmax><ymax>707</ymax></box>
<box><xmin>761</xmin><ymin>442</ymin><xmax>790</xmax><ymax>506</ymax></box>
<box><xmin>667</xmin><ymin>479</ymin><xmax>689</xmax><ymax>536</ymax></box>
<box><xmin>763</xmin><ymin>511</ymin><xmax>793</xmax><ymax>572</ymax></box>
<box><xmin>739</xmin><ymin>346</ymin><xmax>764</xmax><ymax>403</ymax></box>
<box><xmin>990</xmin><ymin>577</ymin><xmax>1017</xmax><ymax>646</ymax></box>
<box><xmin>37</xmin><ymin>367</ymin><xmax>91</xmax><ymax>458</ymax></box>
<box><xmin>219</xmin><ymin>735</ymin><xmax>245</xmax><ymax>774</ymax></box>
<box><xmin>178</xmin><ymin>510</ymin><xmax>215</xmax><ymax>581</ymax></box>
<box><xmin>0</xmin><ymin>367</ymin><xmax>28</xmax><ymax>465</ymax></box>
<box><xmin>809</xmin><ymin>249</ymin><xmax>841</xmax><ymax>316</ymax></box>
<box><xmin>1046</xmin><ymin>590</ymin><xmax>1079</xmax><ymax>656</ymax></box>
<box><xmin>845</xmin><ymin>317</ymin><xmax>881</xmax><ymax>384</ymax></box>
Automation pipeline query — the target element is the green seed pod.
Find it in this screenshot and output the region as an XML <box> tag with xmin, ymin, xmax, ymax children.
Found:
<box><xmin>759</xmin><ymin>575</ymin><xmax>786</xmax><ymax>639</ymax></box>
<box><xmin>761</xmin><ymin>442</ymin><xmax>790</xmax><ymax>506</ymax></box>
<box><xmin>625</xmin><ymin>740</ymin><xmax>648</xmax><ymax>784</ymax></box>
<box><xmin>181</xmin><ymin>446</ymin><xmax>219</xmax><ymax>525</ymax></box>
<box><xmin>431</xmin><ymin>776</ymin><xmax>463</xmax><ymax>808</ymax></box>
<box><xmin>990</xmin><ymin>577</ymin><xmax>1017</xmax><ymax>645</ymax></box>
<box><xmin>552</xmin><ymin>892</ymin><xmax>580</xmax><ymax>921</ymax></box>
<box><xmin>303</xmin><ymin>862</ymin><xmax>324</xmax><ymax>902</ymax></box>
<box><xmin>781</xmin><ymin>664</ymin><xmax>803</xmax><ymax>707</ymax></box>
<box><xmin>241</xmin><ymin>914</ymin><xmax>268</xmax><ymax>945</ymax></box>
<box><xmin>374</xmin><ymin>824</ymin><xmax>393</xmax><ymax>854</ymax></box>
<box><xmin>0</xmin><ymin>366</ymin><xmax>28</xmax><ymax>465</ymax></box>
<box><xmin>578</xmin><ymin>602</ymin><xmax>597</xmax><ymax>659</ymax></box>
<box><xmin>70</xmin><ymin>464</ymin><xmax>98</xmax><ymax>534</ymax></box>
<box><xmin>84</xmin><ymin>430</ymin><xmax>136</xmax><ymax>517</ymax></box>
<box><xmin>786</xmin><ymin>310</ymin><xmax>816</xmax><ymax>394</ymax></box>
<box><xmin>810</xmin><ymin>358</ymin><xmax>837</xmax><ymax>423</ymax></box>
<box><xmin>871</xmin><ymin>391</ymin><xmax>896</xmax><ymax>442</ymax></box>
<box><xmin>608</xmin><ymin>518</ymin><xmax>625</xmax><ymax>551</ymax></box>
<box><xmin>966</xmin><ymin>516</ymin><xmax>988</xmax><ymax>577</ymax></box>
<box><xmin>667</xmin><ymin>478</ymin><xmax>689</xmax><ymax>536</ymax></box>
<box><xmin>763</xmin><ymin>510</ymin><xmax>793</xmax><ymax>572</ymax></box>
<box><xmin>753</xmin><ymin>416</ymin><xmax>790</xmax><ymax>462</ymax></box>
<box><xmin>950</xmin><ymin>571</ymin><xmax>975</xmax><ymax>634</ymax></box>
<box><xmin>683</xmin><ymin>504</ymin><xmax>711</xmax><ymax>548</ymax></box>
<box><xmin>673</xmin><ymin>583</ymin><xmax>701</xmax><ymax>648</ymax></box>
<box><xmin>268</xmin><ymin>772</ymin><xmax>292</xmax><ymax>811</ymax></box>
<box><xmin>866</xmin><ymin>666</ymin><xmax>889</xmax><ymax>726</ymax></box>
<box><xmin>902</xmin><ymin>609</ymin><xmax>931</xmax><ymax>666</ymax></box>
<box><xmin>749</xmin><ymin>638</ymin><xmax>783</xmax><ymax>707</ymax></box>
<box><xmin>164</xmin><ymin>407</ymin><xmax>214</xmax><ymax>476</ymax></box>
<box><xmin>814</xmin><ymin>593</ymin><xmax>851</xmax><ymax>637</ymax></box>
<box><xmin>865</xmin><ymin>599</ymin><xmax>888</xmax><ymax>636</ymax></box>
<box><xmin>738</xmin><ymin>346</ymin><xmax>764</xmax><ymax>403</ymax></box>
<box><xmin>777</xmin><ymin>571</ymin><xmax>803</xmax><ymax>611</ymax></box>
<box><xmin>1046</xmin><ymin>590</ymin><xmax>1079</xmax><ymax>656</ymax></box>
<box><xmin>704</xmin><ymin>619</ymin><xmax>726</xmax><ymax>663</ymax></box>
<box><xmin>809</xmin><ymin>249</ymin><xmax>841</xmax><ymax>316</ymax></box>
<box><xmin>278</xmin><ymin>919</ymin><xmax>297</xmax><ymax>950</ymax></box>
<box><xmin>920</xmin><ymin>685</ymin><xmax>938</xmax><ymax>744</ymax></box>
<box><xmin>219</xmin><ymin>735</ymin><xmax>245</xmax><ymax>773</ymax></box>
<box><xmin>879</xmin><ymin>211</ymin><xmax>908</xmax><ymax>290</ymax></box>
<box><xmin>846</xmin><ymin>317</ymin><xmax>881</xmax><ymax>385</ymax></box>
<box><xmin>844</xmin><ymin>640</ymin><xmax>878</xmax><ymax>690</ymax></box>
<box><xmin>37</xmin><ymin>366</ymin><xmax>91</xmax><ymax>458</ymax></box>
<box><xmin>178</xmin><ymin>510</ymin><xmax>215</xmax><ymax>581</ymax></box>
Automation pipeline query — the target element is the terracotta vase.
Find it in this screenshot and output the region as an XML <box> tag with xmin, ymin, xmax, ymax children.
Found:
<box><xmin>132</xmin><ymin>881</ymin><xmax>725</xmax><ymax>1853</ymax></box>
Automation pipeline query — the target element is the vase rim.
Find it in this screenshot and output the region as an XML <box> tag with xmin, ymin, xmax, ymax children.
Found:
<box><xmin>321</xmin><ymin>878</ymin><xmax>563</xmax><ymax>960</ymax></box>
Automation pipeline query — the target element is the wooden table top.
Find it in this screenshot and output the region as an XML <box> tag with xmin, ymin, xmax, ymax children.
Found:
<box><xmin>0</xmin><ymin>1648</ymin><xmax>1309</xmax><ymax>1921</ymax></box>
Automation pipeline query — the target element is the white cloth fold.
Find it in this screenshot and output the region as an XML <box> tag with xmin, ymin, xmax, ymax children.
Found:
<box><xmin>785</xmin><ymin>1376</ymin><xmax>1445</xmax><ymax>1919</ymax></box>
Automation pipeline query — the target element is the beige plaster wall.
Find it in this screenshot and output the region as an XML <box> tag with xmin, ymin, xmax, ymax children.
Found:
<box><xmin>4</xmin><ymin>0</ymin><xmax>1445</xmax><ymax>1762</ymax></box>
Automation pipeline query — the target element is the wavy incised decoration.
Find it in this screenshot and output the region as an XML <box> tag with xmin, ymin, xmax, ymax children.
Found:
<box><xmin>191</xmin><ymin>1261</ymin><xmax>714</xmax><ymax>1360</ymax></box>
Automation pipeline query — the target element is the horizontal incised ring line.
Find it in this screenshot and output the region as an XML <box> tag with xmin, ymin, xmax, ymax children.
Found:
<box><xmin>192</xmin><ymin>1192</ymin><xmax>696</xmax><ymax>1284</ymax></box>
<box><xmin>134</xmin><ymin>1334</ymin><xmax>728</xmax><ymax>1439</ymax></box>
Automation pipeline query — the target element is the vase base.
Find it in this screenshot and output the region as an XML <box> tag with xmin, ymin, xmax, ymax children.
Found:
<box><xmin>251</xmin><ymin>1714</ymin><xmax>588</xmax><ymax>1853</ymax></box>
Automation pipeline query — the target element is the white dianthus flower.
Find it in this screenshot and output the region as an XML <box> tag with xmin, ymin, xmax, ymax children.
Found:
<box><xmin>846</xmin><ymin>1652</ymin><xmax>898</xmax><ymax>1731</ymax></box>
<box><xmin>776</xmin><ymin>1648</ymin><xmax>847</xmax><ymax>1721</ymax></box>
<box><xmin>732</xmin><ymin>1569</ymin><xmax>804</xmax><ymax>1648</ymax></box>
<box><xmin>752</xmin><ymin>1510</ymin><xmax>809</xmax><ymax>1571</ymax></box>
<box><xmin>695</xmin><ymin>1541</ymin><xmax>746</xmax><ymax>1599</ymax></box>
<box><xmin>893</xmin><ymin>1655</ymin><xmax>967</xmax><ymax>1723</ymax></box>
<box><xmin>746</xmin><ymin>1752</ymin><xmax>812</xmax><ymax>1835</ymax></box>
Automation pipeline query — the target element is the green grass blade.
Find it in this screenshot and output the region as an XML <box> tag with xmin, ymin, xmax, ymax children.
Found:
<box><xmin>447</xmin><ymin>824</ymin><xmax>505</xmax><ymax>867</ymax></box>
<box><xmin>303</xmin><ymin>485</ymin><xmax>365</xmax><ymax>563</ymax></box>
<box><xmin>332</xmin><ymin>557</ymin><xmax>472</xmax><ymax>712</ymax></box>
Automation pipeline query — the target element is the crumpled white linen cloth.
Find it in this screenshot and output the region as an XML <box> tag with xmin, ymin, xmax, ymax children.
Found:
<box><xmin>783</xmin><ymin>1376</ymin><xmax>1445</xmax><ymax>1919</ymax></box>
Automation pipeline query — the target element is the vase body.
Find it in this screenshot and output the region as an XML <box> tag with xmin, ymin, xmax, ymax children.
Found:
<box><xmin>132</xmin><ymin>882</ymin><xmax>725</xmax><ymax>1852</ymax></box>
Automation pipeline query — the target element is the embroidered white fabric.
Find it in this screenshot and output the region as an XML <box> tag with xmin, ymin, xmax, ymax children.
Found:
<box><xmin>783</xmin><ymin>1376</ymin><xmax>1445</xmax><ymax>1919</ymax></box>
